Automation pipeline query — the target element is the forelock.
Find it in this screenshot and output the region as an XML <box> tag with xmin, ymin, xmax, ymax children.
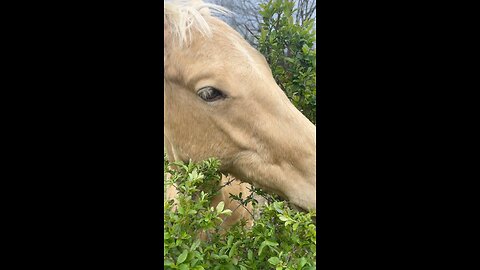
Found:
<box><xmin>164</xmin><ymin>0</ymin><xmax>229</xmax><ymax>48</ymax></box>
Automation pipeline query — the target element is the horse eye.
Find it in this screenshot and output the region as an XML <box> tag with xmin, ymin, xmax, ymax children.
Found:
<box><xmin>197</xmin><ymin>87</ymin><xmax>225</xmax><ymax>102</ymax></box>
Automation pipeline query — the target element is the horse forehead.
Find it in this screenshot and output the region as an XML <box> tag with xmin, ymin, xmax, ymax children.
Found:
<box><xmin>168</xmin><ymin>37</ymin><xmax>261</xmax><ymax>76</ymax></box>
<box><xmin>199</xmin><ymin>31</ymin><xmax>267</xmax><ymax>77</ymax></box>
<box><xmin>222</xmin><ymin>32</ymin><xmax>257</xmax><ymax>67</ymax></box>
<box><xmin>165</xmin><ymin>19</ymin><xmax>270</xmax><ymax>82</ymax></box>
<box><xmin>182</xmin><ymin>28</ymin><xmax>252</xmax><ymax>59</ymax></box>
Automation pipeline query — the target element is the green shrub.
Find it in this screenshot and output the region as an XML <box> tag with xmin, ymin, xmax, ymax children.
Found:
<box><xmin>258</xmin><ymin>0</ymin><xmax>316</xmax><ymax>124</ymax></box>
<box><xmin>164</xmin><ymin>155</ymin><xmax>316</xmax><ymax>270</ymax></box>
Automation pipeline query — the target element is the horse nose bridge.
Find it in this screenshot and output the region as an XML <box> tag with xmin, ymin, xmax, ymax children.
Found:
<box><xmin>262</xmin><ymin>114</ymin><xmax>313</xmax><ymax>149</ymax></box>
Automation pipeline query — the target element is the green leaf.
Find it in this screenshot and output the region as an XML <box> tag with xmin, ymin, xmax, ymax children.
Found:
<box><xmin>178</xmin><ymin>264</ymin><xmax>189</xmax><ymax>270</ymax></box>
<box><xmin>220</xmin><ymin>246</ymin><xmax>228</xmax><ymax>255</ymax></box>
<box><xmin>259</xmin><ymin>240</ymin><xmax>274</xmax><ymax>256</ymax></box>
<box><xmin>228</xmin><ymin>241</ymin><xmax>239</xmax><ymax>258</ymax></box>
<box><xmin>268</xmin><ymin>257</ymin><xmax>281</xmax><ymax>265</ymax></box>
<box><xmin>177</xmin><ymin>250</ymin><xmax>188</xmax><ymax>265</ymax></box>
<box><xmin>265</xmin><ymin>240</ymin><xmax>279</xmax><ymax>247</ymax></box>
<box><xmin>164</xmin><ymin>260</ymin><xmax>174</xmax><ymax>267</ymax></box>
<box><xmin>293</xmin><ymin>222</ymin><xmax>299</xmax><ymax>231</ymax></box>
<box><xmin>299</xmin><ymin>257</ymin><xmax>307</xmax><ymax>268</ymax></box>
<box><xmin>227</xmin><ymin>235</ymin><xmax>234</xmax><ymax>247</ymax></box>
<box><xmin>216</xmin><ymin>201</ymin><xmax>225</xmax><ymax>213</ymax></box>
<box><xmin>221</xmin><ymin>209</ymin><xmax>232</xmax><ymax>216</ymax></box>
<box><xmin>190</xmin><ymin>239</ymin><xmax>201</xmax><ymax>251</ymax></box>
<box><xmin>258</xmin><ymin>244</ymin><xmax>266</xmax><ymax>256</ymax></box>
<box><xmin>178</xmin><ymin>263</ymin><xmax>189</xmax><ymax>270</ymax></box>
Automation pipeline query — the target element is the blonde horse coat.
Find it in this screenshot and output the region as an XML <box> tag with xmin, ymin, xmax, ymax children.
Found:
<box><xmin>164</xmin><ymin>0</ymin><xmax>316</xmax><ymax>233</ymax></box>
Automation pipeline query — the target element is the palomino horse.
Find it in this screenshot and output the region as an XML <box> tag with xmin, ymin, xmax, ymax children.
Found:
<box><xmin>164</xmin><ymin>0</ymin><xmax>316</xmax><ymax>231</ymax></box>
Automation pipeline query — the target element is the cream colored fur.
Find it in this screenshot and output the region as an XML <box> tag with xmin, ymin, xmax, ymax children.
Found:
<box><xmin>164</xmin><ymin>0</ymin><xmax>316</xmax><ymax>232</ymax></box>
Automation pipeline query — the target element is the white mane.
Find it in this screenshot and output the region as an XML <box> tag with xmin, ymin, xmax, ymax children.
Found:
<box><xmin>164</xmin><ymin>0</ymin><xmax>230</xmax><ymax>47</ymax></box>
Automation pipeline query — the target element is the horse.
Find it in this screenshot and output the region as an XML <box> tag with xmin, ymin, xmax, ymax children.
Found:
<box><xmin>164</xmin><ymin>0</ymin><xmax>316</xmax><ymax>232</ymax></box>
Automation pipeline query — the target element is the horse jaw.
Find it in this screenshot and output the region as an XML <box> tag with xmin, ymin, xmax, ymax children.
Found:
<box><xmin>230</xmin><ymin>149</ymin><xmax>316</xmax><ymax>212</ymax></box>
